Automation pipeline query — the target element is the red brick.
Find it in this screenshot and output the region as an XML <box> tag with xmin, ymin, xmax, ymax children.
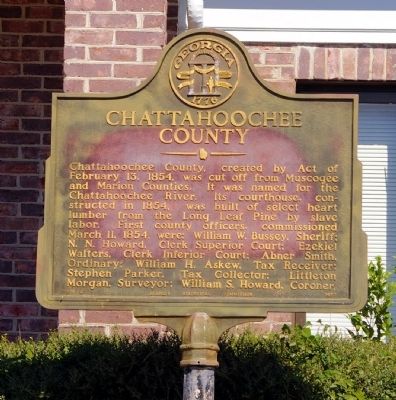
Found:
<box><xmin>89</xmin><ymin>79</ymin><xmax>138</xmax><ymax>92</ymax></box>
<box><xmin>40</xmin><ymin>308</ymin><xmax>58</xmax><ymax>317</ymax></box>
<box><xmin>21</xmin><ymin>146</ymin><xmax>50</xmax><ymax>159</ymax></box>
<box><xmin>0</xmin><ymin>304</ymin><xmax>39</xmax><ymax>317</ymax></box>
<box><xmin>64</xmin><ymin>62</ymin><xmax>111</xmax><ymax>77</ymax></box>
<box><xmin>20</xmin><ymin>176</ymin><xmax>43</xmax><ymax>189</ymax></box>
<box><xmin>15</xmin><ymin>260</ymin><xmax>36</xmax><ymax>274</ymax></box>
<box><xmin>0</xmin><ymin>104</ymin><xmax>42</xmax><ymax>117</ymax></box>
<box><xmin>0</xmin><ymin>147</ymin><xmax>17</xmax><ymax>159</ymax></box>
<box><xmin>44</xmin><ymin>77</ymin><xmax>63</xmax><ymax>89</ymax></box>
<box><xmin>44</xmin><ymin>49</ymin><xmax>63</xmax><ymax>62</ymax></box>
<box><xmin>342</xmin><ymin>48</ymin><xmax>357</xmax><ymax>80</ymax></box>
<box><xmin>90</xmin><ymin>47</ymin><xmax>137</xmax><ymax>62</ymax></box>
<box><xmin>328</xmin><ymin>48</ymin><xmax>342</xmax><ymax>79</ymax></box>
<box><xmin>59</xmin><ymin>326</ymin><xmax>105</xmax><ymax>334</ymax></box>
<box><xmin>46</xmin><ymin>20</ymin><xmax>65</xmax><ymax>34</ymax></box>
<box><xmin>0</xmin><ymin>203</ymin><xmax>18</xmax><ymax>216</ymax></box>
<box><xmin>0</xmin><ymin>34</ymin><xmax>19</xmax><ymax>47</ymax></box>
<box><xmin>265</xmin><ymin>52</ymin><xmax>294</xmax><ymax>66</ymax></box>
<box><xmin>63</xmin><ymin>78</ymin><xmax>84</xmax><ymax>92</ymax></box>
<box><xmin>0</xmin><ymin>231</ymin><xmax>17</xmax><ymax>243</ymax></box>
<box><xmin>2</xmin><ymin>0</ymin><xmax>44</xmax><ymax>3</ymax></box>
<box><xmin>0</xmin><ymin>190</ymin><xmax>39</xmax><ymax>202</ymax></box>
<box><xmin>66</xmin><ymin>0</ymin><xmax>113</xmax><ymax>11</ymax></box>
<box><xmin>357</xmin><ymin>48</ymin><xmax>370</xmax><ymax>80</ymax></box>
<box><xmin>0</xmin><ymin>217</ymin><xmax>39</xmax><ymax>231</ymax></box>
<box><xmin>41</xmin><ymin>133</ymin><xmax>51</xmax><ymax>146</ymax></box>
<box><xmin>254</xmin><ymin>66</ymin><xmax>279</xmax><ymax>80</ymax></box>
<box><xmin>21</xmin><ymin>90</ymin><xmax>52</xmax><ymax>103</ymax></box>
<box><xmin>65</xmin><ymin>13</ymin><xmax>87</xmax><ymax>28</ymax></box>
<box><xmin>0</xmin><ymin>146</ymin><xmax>18</xmax><ymax>158</ymax></box>
<box><xmin>16</xmin><ymin>289</ymin><xmax>36</xmax><ymax>302</ymax></box>
<box><xmin>297</xmin><ymin>47</ymin><xmax>311</xmax><ymax>79</ymax></box>
<box><xmin>280</xmin><ymin>66</ymin><xmax>295</xmax><ymax>80</ymax></box>
<box><xmin>167</xmin><ymin>2</ymin><xmax>178</xmax><ymax>17</ymax></box>
<box><xmin>59</xmin><ymin>310</ymin><xmax>80</xmax><ymax>323</ymax></box>
<box><xmin>2</xmin><ymin>20</ymin><xmax>44</xmax><ymax>33</ymax></box>
<box><xmin>8</xmin><ymin>333</ymin><xmax>40</xmax><ymax>340</ymax></box>
<box><xmin>266</xmin><ymin>312</ymin><xmax>295</xmax><ymax>322</ymax></box>
<box><xmin>23</xmin><ymin>63</ymin><xmax>63</xmax><ymax>76</ymax></box>
<box><xmin>116</xmin><ymin>31</ymin><xmax>165</xmax><ymax>46</ymax></box>
<box><xmin>372</xmin><ymin>48</ymin><xmax>385</xmax><ymax>80</ymax></box>
<box><xmin>0</xmin><ymin>62</ymin><xmax>21</xmax><ymax>75</ymax></box>
<box><xmin>0</xmin><ymin>261</ymin><xmax>13</xmax><ymax>273</ymax></box>
<box><xmin>85</xmin><ymin>310</ymin><xmax>134</xmax><ymax>324</ymax></box>
<box><xmin>26</xmin><ymin>6</ymin><xmax>64</xmax><ymax>19</ymax></box>
<box><xmin>0</xmin><ymin>118</ymin><xmax>19</xmax><ymax>130</ymax></box>
<box><xmin>0</xmin><ymin>77</ymin><xmax>41</xmax><ymax>89</ymax></box>
<box><xmin>239</xmin><ymin>321</ymin><xmax>287</xmax><ymax>334</ymax></box>
<box><xmin>90</xmin><ymin>14</ymin><xmax>137</xmax><ymax>29</ymax></box>
<box><xmin>111</xmin><ymin>325</ymin><xmax>163</xmax><ymax>337</ymax></box>
<box><xmin>386</xmin><ymin>49</ymin><xmax>396</xmax><ymax>80</ymax></box>
<box><xmin>143</xmin><ymin>14</ymin><xmax>166</xmax><ymax>30</ymax></box>
<box><xmin>22</xmin><ymin>35</ymin><xmax>64</xmax><ymax>48</ymax></box>
<box><xmin>0</xmin><ymin>289</ymin><xmax>12</xmax><ymax>301</ymax></box>
<box><xmin>0</xmin><ymin>92</ymin><xmax>19</xmax><ymax>103</ymax></box>
<box><xmin>0</xmin><ymin>161</ymin><xmax>39</xmax><ymax>173</ymax></box>
<box><xmin>0</xmin><ymin>6</ymin><xmax>22</xmax><ymax>18</ymax></box>
<box><xmin>0</xmin><ymin>104</ymin><xmax>42</xmax><ymax>118</ymax></box>
<box><xmin>114</xmin><ymin>63</ymin><xmax>155</xmax><ymax>78</ymax></box>
<box><xmin>0</xmin><ymin>247</ymin><xmax>36</xmax><ymax>261</ymax></box>
<box><xmin>0</xmin><ymin>132</ymin><xmax>41</xmax><ymax>145</ymax></box>
<box><xmin>21</xmin><ymin>203</ymin><xmax>43</xmax><ymax>216</ymax></box>
<box><xmin>142</xmin><ymin>48</ymin><xmax>162</xmax><ymax>62</ymax></box>
<box><xmin>64</xmin><ymin>45</ymin><xmax>85</xmax><ymax>60</ymax></box>
<box><xmin>117</xmin><ymin>0</ymin><xmax>166</xmax><ymax>12</ymax></box>
<box><xmin>0</xmin><ymin>175</ymin><xmax>17</xmax><ymax>186</ymax></box>
<box><xmin>0</xmin><ymin>319</ymin><xmax>13</xmax><ymax>331</ymax></box>
<box><xmin>247</xmin><ymin>50</ymin><xmax>261</xmax><ymax>64</ymax></box>
<box><xmin>265</xmin><ymin>80</ymin><xmax>296</xmax><ymax>94</ymax></box>
<box><xmin>167</xmin><ymin>31</ymin><xmax>176</xmax><ymax>43</ymax></box>
<box><xmin>18</xmin><ymin>318</ymin><xmax>58</xmax><ymax>332</ymax></box>
<box><xmin>0</xmin><ymin>274</ymin><xmax>35</xmax><ymax>287</ymax></box>
<box><xmin>166</xmin><ymin>19</ymin><xmax>177</xmax><ymax>36</ymax></box>
<box><xmin>65</xmin><ymin>29</ymin><xmax>113</xmax><ymax>45</ymax></box>
<box><xmin>0</xmin><ymin>49</ymin><xmax>40</xmax><ymax>62</ymax></box>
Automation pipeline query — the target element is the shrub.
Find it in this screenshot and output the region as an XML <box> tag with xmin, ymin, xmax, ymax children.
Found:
<box><xmin>348</xmin><ymin>256</ymin><xmax>396</xmax><ymax>340</ymax></box>
<box><xmin>0</xmin><ymin>328</ymin><xmax>394</xmax><ymax>400</ymax></box>
<box><xmin>0</xmin><ymin>330</ymin><xmax>182</xmax><ymax>400</ymax></box>
<box><xmin>218</xmin><ymin>326</ymin><xmax>395</xmax><ymax>400</ymax></box>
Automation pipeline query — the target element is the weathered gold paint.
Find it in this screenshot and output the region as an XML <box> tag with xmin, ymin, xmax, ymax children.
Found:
<box><xmin>36</xmin><ymin>28</ymin><xmax>367</xmax><ymax>318</ymax></box>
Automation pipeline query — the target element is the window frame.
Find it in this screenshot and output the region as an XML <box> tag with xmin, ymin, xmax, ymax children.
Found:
<box><xmin>203</xmin><ymin>1</ymin><xmax>396</xmax><ymax>44</ymax></box>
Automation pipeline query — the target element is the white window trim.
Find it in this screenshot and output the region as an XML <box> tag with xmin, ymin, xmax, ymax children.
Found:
<box><xmin>203</xmin><ymin>4</ymin><xmax>396</xmax><ymax>44</ymax></box>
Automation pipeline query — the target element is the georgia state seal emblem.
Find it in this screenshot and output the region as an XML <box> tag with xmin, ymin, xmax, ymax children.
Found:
<box><xmin>169</xmin><ymin>38</ymin><xmax>239</xmax><ymax>109</ymax></box>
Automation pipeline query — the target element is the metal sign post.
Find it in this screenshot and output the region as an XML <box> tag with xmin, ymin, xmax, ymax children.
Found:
<box><xmin>142</xmin><ymin>315</ymin><xmax>263</xmax><ymax>400</ymax></box>
<box><xmin>180</xmin><ymin>313</ymin><xmax>218</xmax><ymax>400</ymax></box>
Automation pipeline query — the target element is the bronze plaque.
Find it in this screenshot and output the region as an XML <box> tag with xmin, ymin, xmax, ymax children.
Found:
<box><xmin>36</xmin><ymin>29</ymin><xmax>367</xmax><ymax>316</ymax></box>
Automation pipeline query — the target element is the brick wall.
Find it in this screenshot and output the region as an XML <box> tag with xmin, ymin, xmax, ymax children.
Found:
<box><xmin>2</xmin><ymin>0</ymin><xmax>395</xmax><ymax>338</ymax></box>
<box><xmin>63</xmin><ymin>0</ymin><xmax>167</xmax><ymax>93</ymax></box>
<box><xmin>246</xmin><ymin>44</ymin><xmax>396</xmax><ymax>83</ymax></box>
<box><xmin>167</xmin><ymin>0</ymin><xmax>177</xmax><ymax>41</ymax></box>
<box><xmin>59</xmin><ymin>0</ymin><xmax>168</xmax><ymax>335</ymax></box>
<box><xmin>0</xmin><ymin>0</ymin><xmax>64</xmax><ymax>339</ymax></box>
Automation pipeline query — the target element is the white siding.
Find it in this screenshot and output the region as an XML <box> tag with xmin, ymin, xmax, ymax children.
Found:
<box><xmin>202</xmin><ymin>0</ymin><xmax>396</xmax><ymax>43</ymax></box>
<box><xmin>308</xmin><ymin>104</ymin><xmax>396</xmax><ymax>335</ymax></box>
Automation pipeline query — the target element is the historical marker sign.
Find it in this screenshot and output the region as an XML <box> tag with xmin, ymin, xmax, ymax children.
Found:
<box><xmin>36</xmin><ymin>29</ymin><xmax>367</xmax><ymax>317</ymax></box>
